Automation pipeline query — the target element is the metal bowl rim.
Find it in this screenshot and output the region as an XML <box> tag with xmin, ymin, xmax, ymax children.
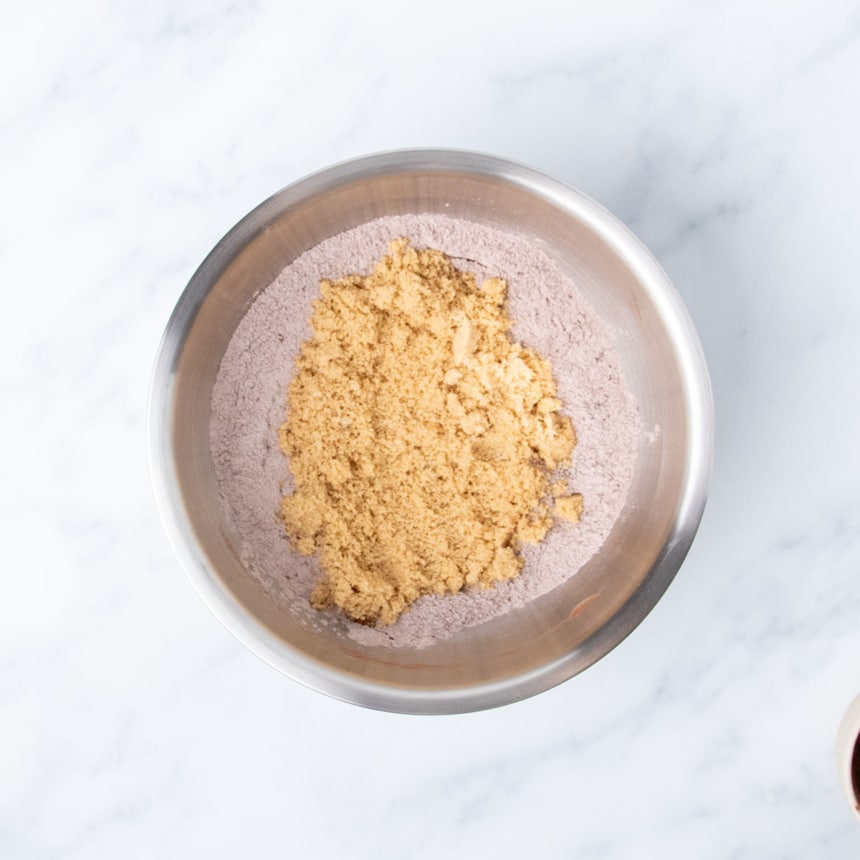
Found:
<box><xmin>148</xmin><ymin>147</ymin><xmax>714</xmax><ymax>714</ymax></box>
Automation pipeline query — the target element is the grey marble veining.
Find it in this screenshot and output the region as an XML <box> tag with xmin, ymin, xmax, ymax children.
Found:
<box><xmin>2</xmin><ymin>0</ymin><xmax>860</xmax><ymax>856</ymax></box>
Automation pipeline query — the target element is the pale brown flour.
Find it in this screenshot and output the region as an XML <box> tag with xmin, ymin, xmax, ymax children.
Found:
<box><xmin>209</xmin><ymin>214</ymin><xmax>639</xmax><ymax>648</ymax></box>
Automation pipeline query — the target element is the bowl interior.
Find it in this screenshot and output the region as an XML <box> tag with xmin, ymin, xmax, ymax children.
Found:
<box><xmin>154</xmin><ymin>153</ymin><xmax>711</xmax><ymax>712</ymax></box>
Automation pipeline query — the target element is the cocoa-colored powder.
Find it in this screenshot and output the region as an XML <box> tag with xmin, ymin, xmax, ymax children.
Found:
<box><xmin>209</xmin><ymin>214</ymin><xmax>639</xmax><ymax>648</ymax></box>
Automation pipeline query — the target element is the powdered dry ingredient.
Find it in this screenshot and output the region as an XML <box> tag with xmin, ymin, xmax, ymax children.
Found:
<box><xmin>278</xmin><ymin>238</ymin><xmax>582</xmax><ymax>626</ymax></box>
<box><xmin>210</xmin><ymin>214</ymin><xmax>639</xmax><ymax>648</ymax></box>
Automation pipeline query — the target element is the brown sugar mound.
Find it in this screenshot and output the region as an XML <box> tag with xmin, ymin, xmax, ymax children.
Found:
<box><xmin>277</xmin><ymin>238</ymin><xmax>582</xmax><ymax>625</ymax></box>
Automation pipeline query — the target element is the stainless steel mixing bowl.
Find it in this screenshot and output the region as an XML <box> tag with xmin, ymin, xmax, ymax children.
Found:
<box><xmin>149</xmin><ymin>149</ymin><xmax>713</xmax><ymax>714</ymax></box>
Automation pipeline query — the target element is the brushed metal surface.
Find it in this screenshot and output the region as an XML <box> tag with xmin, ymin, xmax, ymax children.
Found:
<box><xmin>149</xmin><ymin>149</ymin><xmax>714</xmax><ymax>714</ymax></box>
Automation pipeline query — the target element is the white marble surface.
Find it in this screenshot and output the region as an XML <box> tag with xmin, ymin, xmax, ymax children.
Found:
<box><xmin>3</xmin><ymin>0</ymin><xmax>860</xmax><ymax>856</ymax></box>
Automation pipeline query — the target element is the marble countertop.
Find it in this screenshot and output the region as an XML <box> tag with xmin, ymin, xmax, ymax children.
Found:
<box><xmin>3</xmin><ymin>0</ymin><xmax>860</xmax><ymax>856</ymax></box>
